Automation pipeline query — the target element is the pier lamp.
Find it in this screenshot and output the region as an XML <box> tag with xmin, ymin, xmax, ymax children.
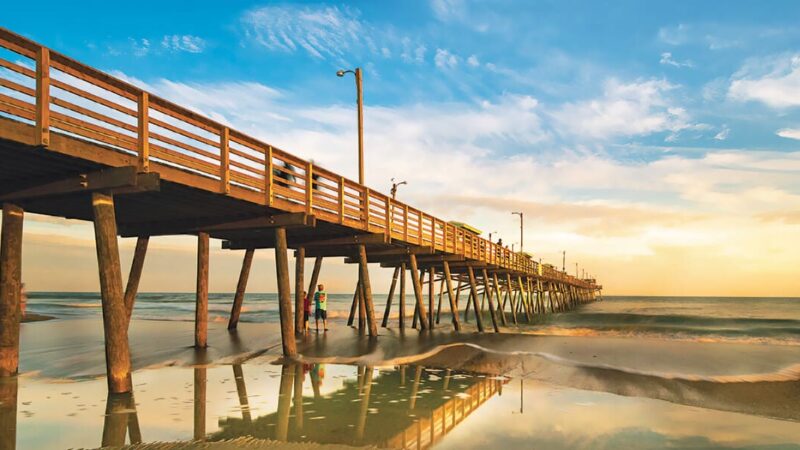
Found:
<box><xmin>336</xmin><ymin>68</ymin><xmax>364</xmax><ymax>184</ymax></box>
<box><xmin>512</xmin><ymin>211</ymin><xmax>523</xmax><ymax>252</ymax></box>
<box><xmin>390</xmin><ymin>178</ymin><xmax>407</xmax><ymax>199</ymax></box>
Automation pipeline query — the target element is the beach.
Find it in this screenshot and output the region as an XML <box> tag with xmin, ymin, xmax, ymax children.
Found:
<box><xmin>2</xmin><ymin>295</ymin><xmax>800</xmax><ymax>449</ymax></box>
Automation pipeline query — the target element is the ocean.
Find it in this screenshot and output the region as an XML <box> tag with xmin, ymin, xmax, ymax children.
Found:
<box><xmin>27</xmin><ymin>292</ymin><xmax>800</xmax><ymax>346</ymax></box>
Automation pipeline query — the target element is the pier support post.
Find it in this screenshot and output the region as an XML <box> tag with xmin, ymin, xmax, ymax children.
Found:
<box><xmin>357</xmin><ymin>244</ymin><xmax>378</xmax><ymax>337</ymax></box>
<box><xmin>399</xmin><ymin>263</ymin><xmax>407</xmax><ymax>329</ymax></box>
<box><xmin>518</xmin><ymin>276</ymin><xmax>533</xmax><ymax>322</ymax></box>
<box><xmin>408</xmin><ymin>254</ymin><xmax>428</xmax><ymax>330</ymax></box>
<box><xmin>195</xmin><ymin>232</ymin><xmax>209</xmax><ymax>348</ymax></box>
<box><xmin>381</xmin><ymin>266</ymin><xmax>400</xmax><ymax>327</ymax></box>
<box><xmin>441</xmin><ymin>261</ymin><xmax>461</xmax><ymax>331</ymax></box>
<box><xmin>294</xmin><ymin>247</ymin><xmax>305</xmax><ymax>334</ymax></box>
<box><xmin>428</xmin><ymin>267</ymin><xmax>435</xmax><ymax>329</ymax></box>
<box><xmin>348</xmin><ymin>279</ymin><xmax>360</xmax><ymax>327</ymax></box>
<box><xmin>490</xmin><ymin>272</ymin><xmax>506</xmax><ymax>326</ymax></box>
<box><xmin>91</xmin><ymin>193</ymin><xmax>132</xmax><ymax>393</ymax></box>
<box><xmin>274</xmin><ymin>228</ymin><xmax>297</xmax><ymax>357</ymax></box>
<box><xmin>482</xmin><ymin>269</ymin><xmax>500</xmax><ymax>332</ymax></box>
<box><xmin>466</xmin><ymin>267</ymin><xmax>484</xmax><ymax>332</ymax></box>
<box><xmin>306</xmin><ymin>256</ymin><xmax>323</xmax><ymax>311</ymax></box>
<box><xmin>0</xmin><ymin>204</ymin><xmax>24</xmax><ymax>377</ymax></box>
<box><xmin>123</xmin><ymin>236</ymin><xmax>149</xmax><ymax>326</ymax></box>
<box><xmin>228</xmin><ymin>249</ymin><xmax>254</xmax><ymax>330</ymax></box>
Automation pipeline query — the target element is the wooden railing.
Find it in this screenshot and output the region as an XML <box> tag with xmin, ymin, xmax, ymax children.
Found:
<box><xmin>384</xmin><ymin>376</ymin><xmax>503</xmax><ymax>449</ymax></box>
<box><xmin>0</xmin><ymin>27</ymin><xmax>596</xmax><ymax>289</ymax></box>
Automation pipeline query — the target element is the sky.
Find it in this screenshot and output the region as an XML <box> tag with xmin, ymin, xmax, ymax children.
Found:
<box><xmin>2</xmin><ymin>0</ymin><xmax>800</xmax><ymax>295</ymax></box>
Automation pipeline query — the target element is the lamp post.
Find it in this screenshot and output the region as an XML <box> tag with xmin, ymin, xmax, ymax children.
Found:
<box><xmin>336</xmin><ymin>68</ymin><xmax>364</xmax><ymax>184</ymax></box>
<box><xmin>390</xmin><ymin>178</ymin><xmax>407</xmax><ymax>199</ymax></box>
<box><xmin>512</xmin><ymin>211</ymin><xmax>523</xmax><ymax>253</ymax></box>
<box><xmin>562</xmin><ymin>250</ymin><xmax>566</xmax><ymax>273</ymax></box>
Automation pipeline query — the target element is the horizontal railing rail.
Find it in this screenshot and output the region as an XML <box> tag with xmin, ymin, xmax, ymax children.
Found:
<box><xmin>0</xmin><ymin>27</ymin><xmax>598</xmax><ymax>289</ymax></box>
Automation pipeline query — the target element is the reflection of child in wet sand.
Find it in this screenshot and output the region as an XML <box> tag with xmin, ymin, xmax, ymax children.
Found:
<box><xmin>310</xmin><ymin>363</ymin><xmax>325</xmax><ymax>398</ymax></box>
<box><xmin>20</xmin><ymin>283</ymin><xmax>27</xmax><ymax>317</ymax></box>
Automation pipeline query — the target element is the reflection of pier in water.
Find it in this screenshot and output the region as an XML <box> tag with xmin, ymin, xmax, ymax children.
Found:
<box><xmin>212</xmin><ymin>364</ymin><xmax>505</xmax><ymax>449</ymax></box>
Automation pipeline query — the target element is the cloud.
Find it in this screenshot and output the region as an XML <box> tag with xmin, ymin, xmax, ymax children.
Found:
<box><xmin>434</xmin><ymin>48</ymin><xmax>459</xmax><ymax>69</ymax></box>
<box><xmin>659</xmin><ymin>52</ymin><xmax>692</xmax><ymax>68</ymax></box>
<box><xmin>728</xmin><ymin>54</ymin><xmax>800</xmax><ymax>107</ymax></box>
<box><xmin>242</xmin><ymin>5</ymin><xmax>363</xmax><ymax>60</ymax></box>
<box><xmin>467</xmin><ymin>55</ymin><xmax>480</xmax><ymax>67</ymax></box>
<box><xmin>777</xmin><ymin>128</ymin><xmax>800</xmax><ymax>140</ymax></box>
<box><xmin>657</xmin><ymin>24</ymin><xmax>690</xmax><ymax>46</ymax></box>
<box><xmin>128</xmin><ymin>38</ymin><xmax>151</xmax><ymax>57</ymax></box>
<box><xmin>714</xmin><ymin>125</ymin><xmax>730</xmax><ymax>141</ymax></box>
<box><xmin>161</xmin><ymin>35</ymin><xmax>206</xmax><ymax>53</ymax></box>
<box><xmin>551</xmin><ymin>79</ymin><xmax>694</xmax><ymax>140</ymax></box>
<box><xmin>431</xmin><ymin>0</ymin><xmax>467</xmax><ymax>22</ymax></box>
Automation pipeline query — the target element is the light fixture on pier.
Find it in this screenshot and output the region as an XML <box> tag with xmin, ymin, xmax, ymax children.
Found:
<box><xmin>336</xmin><ymin>68</ymin><xmax>364</xmax><ymax>185</ymax></box>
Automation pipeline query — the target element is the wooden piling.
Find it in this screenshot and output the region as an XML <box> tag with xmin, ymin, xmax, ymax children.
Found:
<box><xmin>348</xmin><ymin>279</ymin><xmax>360</xmax><ymax>327</ymax></box>
<box><xmin>357</xmin><ymin>244</ymin><xmax>378</xmax><ymax>336</ymax></box>
<box><xmin>306</xmin><ymin>256</ymin><xmax>323</xmax><ymax>307</ymax></box>
<box><xmin>435</xmin><ymin>276</ymin><xmax>444</xmax><ymax>324</ymax></box>
<box><xmin>481</xmin><ymin>269</ymin><xmax>500</xmax><ymax>332</ymax></box>
<box><xmin>274</xmin><ymin>227</ymin><xmax>297</xmax><ymax>357</ymax></box>
<box><xmin>276</xmin><ymin>364</ymin><xmax>294</xmax><ymax>441</ymax></box>
<box><xmin>466</xmin><ymin>267</ymin><xmax>484</xmax><ymax>332</ymax></box>
<box><xmin>0</xmin><ymin>203</ymin><xmax>24</xmax><ymax>377</ymax></box>
<box><xmin>195</xmin><ymin>232</ymin><xmax>209</xmax><ymax>348</ymax></box>
<box><xmin>408</xmin><ymin>255</ymin><xmax>428</xmax><ymax>330</ymax></box>
<box><xmin>399</xmin><ymin>263</ymin><xmax>407</xmax><ymax>329</ymax></box>
<box><xmin>490</xmin><ymin>271</ymin><xmax>506</xmax><ymax>326</ymax></box>
<box><xmin>193</xmin><ymin>367</ymin><xmax>206</xmax><ymax>441</ymax></box>
<box><xmin>123</xmin><ymin>236</ymin><xmax>148</xmax><ymax>326</ymax></box>
<box><xmin>0</xmin><ymin>376</ymin><xmax>17</xmax><ymax>450</ymax></box>
<box><xmin>428</xmin><ymin>267</ymin><xmax>436</xmax><ymax>329</ymax></box>
<box><xmin>102</xmin><ymin>393</ymin><xmax>130</xmax><ymax>447</ymax></box>
<box><xmin>233</xmin><ymin>364</ymin><xmax>252</xmax><ymax>423</ymax></box>
<box><xmin>293</xmin><ymin>363</ymin><xmax>304</xmax><ymax>431</ymax></box>
<box><xmin>91</xmin><ymin>193</ymin><xmax>132</xmax><ymax>393</ymax></box>
<box><xmin>441</xmin><ymin>261</ymin><xmax>461</xmax><ymax>331</ymax></box>
<box><xmin>228</xmin><ymin>248</ymin><xmax>254</xmax><ymax>330</ymax></box>
<box><xmin>294</xmin><ymin>246</ymin><xmax>305</xmax><ymax>334</ymax></box>
<box><xmin>381</xmin><ymin>266</ymin><xmax>400</xmax><ymax>327</ymax></box>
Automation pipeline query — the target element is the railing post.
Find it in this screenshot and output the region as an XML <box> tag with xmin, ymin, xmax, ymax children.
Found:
<box><xmin>305</xmin><ymin>161</ymin><xmax>313</xmax><ymax>215</ymax></box>
<box><xmin>265</xmin><ymin>145</ymin><xmax>274</xmax><ymax>207</ymax></box>
<box><xmin>220</xmin><ymin>127</ymin><xmax>230</xmax><ymax>194</ymax></box>
<box><xmin>137</xmin><ymin>92</ymin><xmax>149</xmax><ymax>172</ymax></box>
<box><xmin>363</xmin><ymin>188</ymin><xmax>370</xmax><ymax>231</ymax></box>
<box><xmin>403</xmin><ymin>205</ymin><xmax>409</xmax><ymax>241</ymax></box>
<box><xmin>418</xmin><ymin>212</ymin><xmax>423</xmax><ymax>245</ymax></box>
<box><xmin>35</xmin><ymin>47</ymin><xmax>50</xmax><ymax>146</ymax></box>
<box><xmin>385</xmin><ymin>198</ymin><xmax>392</xmax><ymax>240</ymax></box>
<box><xmin>338</xmin><ymin>176</ymin><xmax>345</xmax><ymax>224</ymax></box>
<box><xmin>432</xmin><ymin>221</ymin><xmax>436</xmax><ymax>248</ymax></box>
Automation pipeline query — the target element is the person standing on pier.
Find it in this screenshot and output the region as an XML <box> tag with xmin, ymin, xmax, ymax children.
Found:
<box><xmin>314</xmin><ymin>284</ymin><xmax>328</xmax><ymax>332</ymax></box>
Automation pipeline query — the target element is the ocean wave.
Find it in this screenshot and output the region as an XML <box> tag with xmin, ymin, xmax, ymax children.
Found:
<box><xmin>524</xmin><ymin>326</ymin><xmax>800</xmax><ymax>346</ymax></box>
<box><xmin>301</xmin><ymin>342</ymin><xmax>800</xmax><ymax>383</ymax></box>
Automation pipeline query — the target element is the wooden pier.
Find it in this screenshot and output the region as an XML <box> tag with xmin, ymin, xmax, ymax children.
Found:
<box><xmin>0</xmin><ymin>28</ymin><xmax>601</xmax><ymax>393</ymax></box>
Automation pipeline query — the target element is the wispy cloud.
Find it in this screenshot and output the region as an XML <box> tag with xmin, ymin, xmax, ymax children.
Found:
<box><xmin>242</xmin><ymin>5</ymin><xmax>362</xmax><ymax>60</ymax></box>
<box><xmin>728</xmin><ymin>54</ymin><xmax>800</xmax><ymax>108</ymax></box>
<box><xmin>777</xmin><ymin>128</ymin><xmax>800</xmax><ymax>140</ymax></box>
<box><xmin>434</xmin><ymin>48</ymin><xmax>459</xmax><ymax>69</ymax></box>
<box><xmin>161</xmin><ymin>35</ymin><xmax>206</xmax><ymax>53</ymax></box>
<box><xmin>714</xmin><ymin>125</ymin><xmax>730</xmax><ymax>140</ymax></box>
<box><xmin>551</xmin><ymin>79</ymin><xmax>695</xmax><ymax>140</ymax></box>
<box><xmin>659</xmin><ymin>52</ymin><xmax>692</xmax><ymax>68</ymax></box>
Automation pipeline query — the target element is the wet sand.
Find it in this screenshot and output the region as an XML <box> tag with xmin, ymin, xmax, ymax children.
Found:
<box><xmin>6</xmin><ymin>317</ymin><xmax>800</xmax><ymax>448</ymax></box>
